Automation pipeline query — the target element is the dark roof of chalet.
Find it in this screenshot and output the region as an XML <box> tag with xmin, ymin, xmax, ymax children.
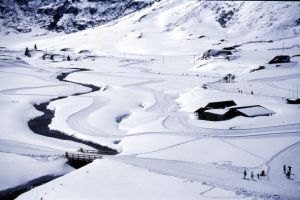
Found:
<box><xmin>205</xmin><ymin>100</ymin><xmax>237</xmax><ymax>109</ymax></box>
<box><xmin>268</xmin><ymin>55</ymin><xmax>290</xmax><ymax>64</ymax></box>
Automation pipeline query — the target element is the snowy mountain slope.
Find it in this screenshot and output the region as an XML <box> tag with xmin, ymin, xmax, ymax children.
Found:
<box><xmin>1</xmin><ymin>0</ymin><xmax>300</xmax><ymax>200</ymax></box>
<box><xmin>0</xmin><ymin>0</ymin><xmax>156</xmax><ymax>33</ymax></box>
<box><xmin>5</xmin><ymin>0</ymin><xmax>299</xmax><ymax>56</ymax></box>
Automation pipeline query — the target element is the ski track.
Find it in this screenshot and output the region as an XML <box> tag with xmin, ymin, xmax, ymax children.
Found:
<box><xmin>66</xmin><ymin>96</ymin><xmax>110</xmax><ymax>137</ymax></box>
<box><xmin>113</xmin><ymin>155</ymin><xmax>300</xmax><ymax>199</ymax></box>
<box><xmin>267</xmin><ymin>141</ymin><xmax>300</xmax><ymax>193</ymax></box>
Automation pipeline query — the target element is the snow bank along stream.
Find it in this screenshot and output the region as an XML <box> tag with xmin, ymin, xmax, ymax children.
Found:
<box><xmin>28</xmin><ymin>68</ymin><xmax>118</xmax><ymax>155</ymax></box>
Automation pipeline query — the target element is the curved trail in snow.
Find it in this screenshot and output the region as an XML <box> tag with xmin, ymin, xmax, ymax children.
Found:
<box><xmin>28</xmin><ymin>68</ymin><xmax>118</xmax><ymax>154</ymax></box>
<box><xmin>67</xmin><ymin>96</ymin><xmax>110</xmax><ymax>137</ymax></box>
<box><xmin>162</xmin><ymin>114</ymin><xmax>300</xmax><ymax>137</ymax></box>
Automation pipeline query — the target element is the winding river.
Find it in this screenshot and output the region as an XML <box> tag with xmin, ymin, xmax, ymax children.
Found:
<box><xmin>0</xmin><ymin>68</ymin><xmax>118</xmax><ymax>200</ymax></box>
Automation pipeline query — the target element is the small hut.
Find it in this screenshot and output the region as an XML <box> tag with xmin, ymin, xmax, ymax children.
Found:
<box><xmin>268</xmin><ymin>55</ymin><xmax>290</xmax><ymax>64</ymax></box>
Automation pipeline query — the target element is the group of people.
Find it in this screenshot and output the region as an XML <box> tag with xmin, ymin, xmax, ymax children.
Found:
<box><xmin>243</xmin><ymin>165</ymin><xmax>293</xmax><ymax>181</ymax></box>
<box><xmin>283</xmin><ymin>165</ymin><xmax>292</xmax><ymax>179</ymax></box>
<box><xmin>243</xmin><ymin>169</ymin><xmax>266</xmax><ymax>181</ymax></box>
<box><xmin>237</xmin><ymin>88</ymin><xmax>254</xmax><ymax>95</ymax></box>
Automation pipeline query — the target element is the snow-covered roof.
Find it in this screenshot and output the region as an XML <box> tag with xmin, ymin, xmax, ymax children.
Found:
<box><xmin>204</xmin><ymin>109</ymin><xmax>228</xmax><ymax>115</ymax></box>
<box><xmin>236</xmin><ymin>106</ymin><xmax>275</xmax><ymax>117</ymax></box>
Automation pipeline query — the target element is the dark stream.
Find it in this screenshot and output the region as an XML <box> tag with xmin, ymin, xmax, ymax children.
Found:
<box><xmin>0</xmin><ymin>68</ymin><xmax>118</xmax><ymax>199</ymax></box>
<box><xmin>28</xmin><ymin>68</ymin><xmax>118</xmax><ymax>155</ymax></box>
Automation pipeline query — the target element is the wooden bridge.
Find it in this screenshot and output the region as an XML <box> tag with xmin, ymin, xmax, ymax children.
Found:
<box><xmin>78</xmin><ymin>147</ymin><xmax>118</xmax><ymax>155</ymax></box>
<box><xmin>65</xmin><ymin>150</ymin><xmax>103</xmax><ymax>168</ymax></box>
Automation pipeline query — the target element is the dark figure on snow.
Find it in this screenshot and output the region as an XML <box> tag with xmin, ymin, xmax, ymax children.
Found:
<box><xmin>257</xmin><ymin>174</ymin><xmax>260</xmax><ymax>180</ymax></box>
<box><xmin>251</xmin><ymin>91</ymin><xmax>253</xmax><ymax>95</ymax></box>
<box><xmin>42</xmin><ymin>54</ymin><xmax>46</xmax><ymax>60</ymax></box>
<box><xmin>24</xmin><ymin>47</ymin><xmax>31</xmax><ymax>57</ymax></box>
<box><xmin>50</xmin><ymin>54</ymin><xmax>54</xmax><ymax>60</ymax></box>
<box><xmin>251</xmin><ymin>171</ymin><xmax>254</xmax><ymax>180</ymax></box>
<box><xmin>260</xmin><ymin>170</ymin><xmax>265</xmax><ymax>176</ymax></box>
<box><xmin>288</xmin><ymin>166</ymin><xmax>292</xmax><ymax>173</ymax></box>
<box><xmin>286</xmin><ymin>170</ymin><xmax>291</xmax><ymax>179</ymax></box>
<box><xmin>34</xmin><ymin>44</ymin><xmax>37</xmax><ymax>50</ymax></box>
<box><xmin>283</xmin><ymin>165</ymin><xmax>286</xmax><ymax>174</ymax></box>
<box><xmin>243</xmin><ymin>170</ymin><xmax>247</xmax><ymax>179</ymax></box>
<box><xmin>67</xmin><ymin>55</ymin><xmax>71</xmax><ymax>61</ymax></box>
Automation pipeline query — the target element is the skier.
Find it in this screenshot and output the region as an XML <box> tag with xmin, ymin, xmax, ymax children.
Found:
<box><xmin>67</xmin><ymin>55</ymin><xmax>71</xmax><ymax>61</ymax></box>
<box><xmin>288</xmin><ymin>166</ymin><xmax>292</xmax><ymax>174</ymax></box>
<box><xmin>34</xmin><ymin>44</ymin><xmax>37</xmax><ymax>50</ymax></box>
<box><xmin>251</xmin><ymin>91</ymin><xmax>253</xmax><ymax>95</ymax></box>
<box><xmin>243</xmin><ymin>170</ymin><xmax>247</xmax><ymax>179</ymax></box>
<box><xmin>257</xmin><ymin>173</ymin><xmax>260</xmax><ymax>180</ymax></box>
<box><xmin>283</xmin><ymin>165</ymin><xmax>286</xmax><ymax>174</ymax></box>
<box><xmin>251</xmin><ymin>171</ymin><xmax>254</xmax><ymax>180</ymax></box>
<box><xmin>260</xmin><ymin>170</ymin><xmax>265</xmax><ymax>176</ymax></box>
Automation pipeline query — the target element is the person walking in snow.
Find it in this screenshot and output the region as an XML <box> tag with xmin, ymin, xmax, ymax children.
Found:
<box><xmin>286</xmin><ymin>170</ymin><xmax>291</xmax><ymax>179</ymax></box>
<box><xmin>283</xmin><ymin>165</ymin><xmax>286</xmax><ymax>174</ymax></box>
<box><xmin>34</xmin><ymin>44</ymin><xmax>37</xmax><ymax>50</ymax></box>
<box><xmin>251</xmin><ymin>171</ymin><xmax>254</xmax><ymax>180</ymax></box>
<box><xmin>257</xmin><ymin>173</ymin><xmax>260</xmax><ymax>180</ymax></box>
<box><xmin>243</xmin><ymin>170</ymin><xmax>247</xmax><ymax>179</ymax></box>
<box><xmin>288</xmin><ymin>166</ymin><xmax>292</xmax><ymax>174</ymax></box>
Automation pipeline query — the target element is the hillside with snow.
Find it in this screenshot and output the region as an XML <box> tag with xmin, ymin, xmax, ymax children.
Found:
<box><xmin>0</xmin><ymin>1</ymin><xmax>300</xmax><ymax>199</ymax></box>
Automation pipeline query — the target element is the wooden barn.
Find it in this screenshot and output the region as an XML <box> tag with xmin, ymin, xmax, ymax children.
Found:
<box><xmin>286</xmin><ymin>98</ymin><xmax>300</xmax><ymax>104</ymax></box>
<box><xmin>202</xmin><ymin>49</ymin><xmax>233</xmax><ymax>59</ymax></box>
<box><xmin>195</xmin><ymin>101</ymin><xmax>275</xmax><ymax>121</ymax></box>
<box><xmin>268</xmin><ymin>55</ymin><xmax>290</xmax><ymax>64</ymax></box>
<box><xmin>195</xmin><ymin>100</ymin><xmax>237</xmax><ymax>121</ymax></box>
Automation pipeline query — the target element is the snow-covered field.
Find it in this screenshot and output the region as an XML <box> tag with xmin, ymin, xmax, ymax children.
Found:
<box><xmin>1</xmin><ymin>0</ymin><xmax>300</xmax><ymax>199</ymax></box>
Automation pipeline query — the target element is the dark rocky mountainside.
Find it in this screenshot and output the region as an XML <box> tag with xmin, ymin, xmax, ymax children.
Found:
<box><xmin>0</xmin><ymin>0</ymin><xmax>157</xmax><ymax>34</ymax></box>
